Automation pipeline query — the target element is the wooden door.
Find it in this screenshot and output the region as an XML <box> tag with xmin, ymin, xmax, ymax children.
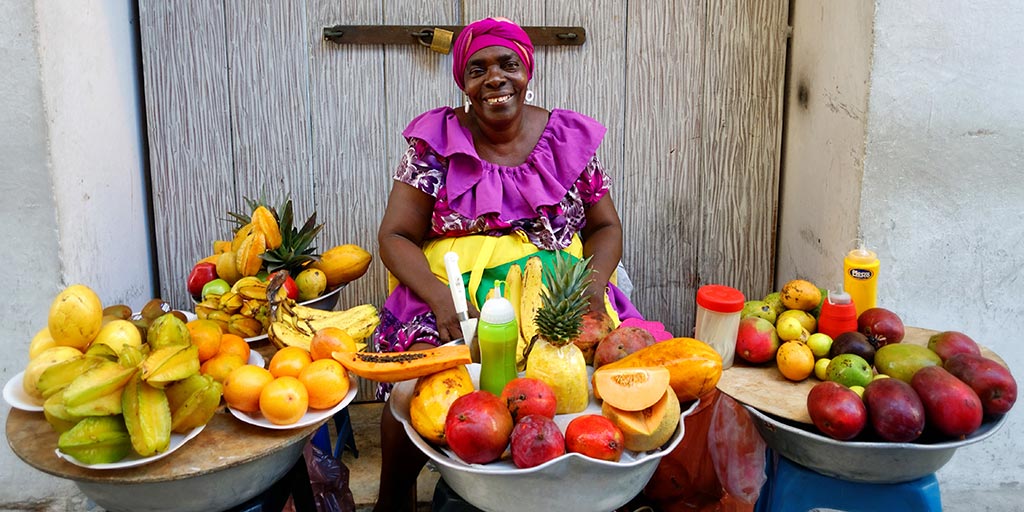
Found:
<box><xmin>139</xmin><ymin>0</ymin><xmax>788</xmax><ymax>400</ymax></box>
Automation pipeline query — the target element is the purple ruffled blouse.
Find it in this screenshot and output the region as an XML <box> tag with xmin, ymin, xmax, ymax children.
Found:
<box><xmin>395</xmin><ymin>107</ymin><xmax>611</xmax><ymax>250</ymax></box>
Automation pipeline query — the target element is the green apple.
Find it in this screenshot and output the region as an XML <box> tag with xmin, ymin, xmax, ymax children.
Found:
<box><xmin>201</xmin><ymin>278</ymin><xmax>230</xmax><ymax>299</ymax></box>
<box><xmin>806</xmin><ymin>333</ymin><xmax>833</xmax><ymax>359</ymax></box>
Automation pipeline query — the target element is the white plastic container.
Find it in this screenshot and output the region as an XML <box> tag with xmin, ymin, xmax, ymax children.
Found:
<box><xmin>694</xmin><ymin>284</ymin><xmax>745</xmax><ymax>369</ymax></box>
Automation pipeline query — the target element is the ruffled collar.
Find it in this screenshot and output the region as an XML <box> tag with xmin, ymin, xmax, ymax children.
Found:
<box><xmin>402</xmin><ymin>107</ymin><xmax>606</xmax><ymax>220</ymax></box>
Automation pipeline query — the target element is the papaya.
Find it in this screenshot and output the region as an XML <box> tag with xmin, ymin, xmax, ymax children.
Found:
<box><xmin>602</xmin><ymin>388</ymin><xmax>681</xmax><ymax>452</ymax></box>
<box><xmin>594</xmin><ymin>337</ymin><xmax>722</xmax><ymax>402</ymax></box>
<box><xmin>313</xmin><ymin>244</ymin><xmax>372</xmax><ymax>288</ymax></box>
<box><xmin>592</xmin><ymin>366</ymin><xmax>671</xmax><ymax>411</ymax></box>
<box><xmin>409</xmin><ymin>365</ymin><xmax>474</xmax><ymax>445</ymax></box>
<box><xmin>332</xmin><ymin>344</ymin><xmax>472</xmax><ymax>383</ymax></box>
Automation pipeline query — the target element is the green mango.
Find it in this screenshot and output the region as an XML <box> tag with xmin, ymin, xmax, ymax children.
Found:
<box><xmin>874</xmin><ymin>343</ymin><xmax>942</xmax><ymax>383</ymax></box>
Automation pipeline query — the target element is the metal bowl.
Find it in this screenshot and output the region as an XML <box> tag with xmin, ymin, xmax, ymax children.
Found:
<box><xmin>391</xmin><ymin>365</ymin><xmax>698</xmax><ymax>512</ymax></box>
<box><xmin>744</xmin><ymin>405</ymin><xmax>1008</xmax><ymax>483</ymax></box>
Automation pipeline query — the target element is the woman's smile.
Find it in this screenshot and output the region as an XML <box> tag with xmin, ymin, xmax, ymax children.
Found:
<box><xmin>485</xmin><ymin>93</ymin><xmax>514</xmax><ymax>105</ymax></box>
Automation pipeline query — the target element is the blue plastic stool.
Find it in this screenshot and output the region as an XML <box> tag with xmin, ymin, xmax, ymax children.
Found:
<box><xmin>756</xmin><ymin>453</ymin><xmax>942</xmax><ymax>512</ymax></box>
<box><xmin>312</xmin><ymin>407</ymin><xmax>359</xmax><ymax>459</ymax></box>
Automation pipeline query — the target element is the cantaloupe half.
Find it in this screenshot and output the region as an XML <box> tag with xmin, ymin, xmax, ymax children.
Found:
<box><xmin>601</xmin><ymin>388</ymin><xmax>681</xmax><ymax>452</ymax></box>
<box><xmin>592</xmin><ymin>366</ymin><xmax>671</xmax><ymax>411</ymax></box>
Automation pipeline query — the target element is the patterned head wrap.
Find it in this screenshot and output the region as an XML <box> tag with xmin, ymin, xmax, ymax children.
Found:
<box><xmin>452</xmin><ymin>17</ymin><xmax>534</xmax><ymax>91</ymax></box>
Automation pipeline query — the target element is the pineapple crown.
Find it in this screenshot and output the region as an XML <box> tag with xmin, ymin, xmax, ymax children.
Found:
<box><xmin>535</xmin><ymin>252</ymin><xmax>594</xmax><ymax>347</ymax></box>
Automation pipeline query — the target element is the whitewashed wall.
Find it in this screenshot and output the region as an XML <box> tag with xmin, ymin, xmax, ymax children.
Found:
<box><xmin>0</xmin><ymin>1</ymin><xmax>152</xmax><ymax>508</ymax></box>
<box><xmin>779</xmin><ymin>0</ymin><xmax>1023</xmax><ymax>508</ymax></box>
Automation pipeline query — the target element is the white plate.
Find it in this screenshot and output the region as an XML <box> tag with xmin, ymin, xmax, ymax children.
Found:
<box><xmin>228</xmin><ymin>371</ymin><xmax>357</xmax><ymax>430</ymax></box>
<box><xmin>55</xmin><ymin>423</ymin><xmax>205</xmax><ymax>470</ymax></box>
<box><xmin>244</xmin><ymin>333</ymin><xmax>269</xmax><ymax>344</ymax></box>
<box><xmin>248</xmin><ymin>350</ymin><xmax>264</xmax><ymax>368</ymax></box>
<box><xmin>4</xmin><ymin>371</ymin><xmax>44</xmax><ymax>412</ymax></box>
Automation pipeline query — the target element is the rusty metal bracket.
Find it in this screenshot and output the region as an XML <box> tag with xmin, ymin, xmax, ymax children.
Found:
<box><xmin>322</xmin><ymin>25</ymin><xmax>586</xmax><ymax>55</ymax></box>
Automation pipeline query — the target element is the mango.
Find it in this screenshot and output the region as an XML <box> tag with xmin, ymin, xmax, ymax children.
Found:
<box><xmin>911</xmin><ymin>366</ymin><xmax>983</xmax><ymax>438</ymax></box>
<box><xmin>863</xmin><ymin>377</ymin><xmax>925</xmax><ymax>442</ymax></box>
<box><xmin>874</xmin><ymin>343</ymin><xmax>942</xmax><ymax>383</ymax></box>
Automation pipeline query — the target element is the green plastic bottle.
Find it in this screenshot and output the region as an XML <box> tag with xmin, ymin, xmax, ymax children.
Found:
<box><xmin>477</xmin><ymin>285</ymin><xmax>519</xmax><ymax>396</ymax></box>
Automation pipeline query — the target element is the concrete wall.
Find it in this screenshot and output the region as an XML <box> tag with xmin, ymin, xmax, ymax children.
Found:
<box><xmin>0</xmin><ymin>1</ymin><xmax>152</xmax><ymax>508</ymax></box>
<box><xmin>864</xmin><ymin>0</ymin><xmax>1023</xmax><ymax>507</ymax></box>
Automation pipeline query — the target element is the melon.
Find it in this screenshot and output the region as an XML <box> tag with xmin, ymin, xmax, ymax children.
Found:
<box><xmin>602</xmin><ymin>388</ymin><xmax>680</xmax><ymax>452</ymax></box>
<box><xmin>592</xmin><ymin>366</ymin><xmax>671</xmax><ymax>411</ymax></box>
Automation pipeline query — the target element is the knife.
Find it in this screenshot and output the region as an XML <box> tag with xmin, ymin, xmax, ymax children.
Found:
<box><xmin>443</xmin><ymin>252</ymin><xmax>478</xmax><ymax>351</ymax></box>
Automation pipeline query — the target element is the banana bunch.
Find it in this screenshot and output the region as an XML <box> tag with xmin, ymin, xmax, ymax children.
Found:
<box><xmin>194</xmin><ymin>276</ymin><xmax>283</xmax><ymax>338</ymax></box>
<box><xmin>495</xmin><ymin>256</ymin><xmax>546</xmax><ymax>371</ymax></box>
<box><xmin>268</xmin><ymin>301</ymin><xmax>379</xmax><ymax>351</ymax></box>
<box><xmin>40</xmin><ymin>336</ymin><xmax>219</xmax><ymax>465</ymax></box>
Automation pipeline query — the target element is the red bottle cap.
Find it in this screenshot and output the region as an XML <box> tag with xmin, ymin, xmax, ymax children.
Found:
<box><xmin>696</xmin><ymin>285</ymin><xmax>745</xmax><ymax>313</ymax></box>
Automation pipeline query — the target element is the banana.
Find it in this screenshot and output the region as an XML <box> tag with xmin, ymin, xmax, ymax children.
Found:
<box><xmin>519</xmin><ymin>256</ymin><xmax>544</xmax><ymax>350</ymax></box>
<box><xmin>504</xmin><ymin>264</ymin><xmax>528</xmax><ymax>370</ymax></box>
<box><xmin>122</xmin><ymin>373</ymin><xmax>172</xmax><ymax>457</ymax></box>
<box><xmin>269</xmin><ymin>303</ymin><xmax>380</xmax><ymax>350</ymax></box>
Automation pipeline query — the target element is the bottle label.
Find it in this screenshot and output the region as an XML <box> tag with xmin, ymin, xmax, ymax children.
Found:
<box><xmin>848</xmin><ymin>268</ymin><xmax>874</xmax><ymax>280</ymax></box>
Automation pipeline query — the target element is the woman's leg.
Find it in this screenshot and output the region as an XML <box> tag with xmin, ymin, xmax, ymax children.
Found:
<box><xmin>374</xmin><ymin>396</ymin><xmax>428</xmax><ymax>511</ymax></box>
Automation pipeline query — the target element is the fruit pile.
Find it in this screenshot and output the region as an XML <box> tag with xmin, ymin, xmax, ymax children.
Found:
<box><xmin>186</xmin><ymin>197</ymin><xmax>372</xmax><ymax>337</ymax></box>
<box><xmin>734</xmin><ymin>279</ymin><xmax>1017</xmax><ymax>442</ymax></box>
<box><xmin>220</xmin><ymin>329</ymin><xmax>359</xmax><ymax>426</ymax></box>
<box><xmin>22</xmin><ymin>285</ymin><xmax>223</xmax><ymax>465</ymax></box>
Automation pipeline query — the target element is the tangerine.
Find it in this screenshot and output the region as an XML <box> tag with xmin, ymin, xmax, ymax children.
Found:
<box><xmin>259</xmin><ymin>376</ymin><xmax>309</xmax><ymax>425</ymax></box>
<box><xmin>200</xmin><ymin>353</ymin><xmax>247</xmax><ymax>384</ymax></box>
<box><xmin>299</xmin><ymin>359</ymin><xmax>349</xmax><ymax>409</ymax></box>
<box><xmin>218</xmin><ymin>333</ymin><xmax>250</xmax><ymax>362</ymax></box>
<box><xmin>269</xmin><ymin>346</ymin><xmax>313</xmax><ymax>378</ymax></box>
<box><xmin>187</xmin><ymin>319</ymin><xmax>223</xmax><ymax>362</ymax></box>
<box><xmin>776</xmin><ymin>340</ymin><xmax>815</xmax><ymax>381</ymax></box>
<box><xmin>223</xmin><ymin>364</ymin><xmax>274</xmax><ymax>413</ymax></box>
<box><xmin>309</xmin><ymin>327</ymin><xmax>356</xmax><ymax>361</ymax></box>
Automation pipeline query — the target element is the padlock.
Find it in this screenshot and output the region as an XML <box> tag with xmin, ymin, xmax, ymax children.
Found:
<box><xmin>429</xmin><ymin>27</ymin><xmax>453</xmax><ymax>54</ymax></box>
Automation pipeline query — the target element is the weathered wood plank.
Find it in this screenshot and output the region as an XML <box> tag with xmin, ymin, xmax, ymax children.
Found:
<box><xmin>138</xmin><ymin>1</ymin><xmax>234</xmax><ymax>312</ymax></box>
<box><xmin>698</xmin><ymin>0</ymin><xmax>788</xmax><ymax>301</ymax></box>
<box><xmin>623</xmin><ymin>1</ymin><xmax>707</xmax><ymax>337</ymax></box>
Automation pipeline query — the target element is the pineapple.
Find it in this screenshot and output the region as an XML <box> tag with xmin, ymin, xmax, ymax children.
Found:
<box><xmin>524</xmin><ymin>252</ymin><xmax>593</xmax><ymax>414</ymax></box>
<box><xmin>228</xmin><ymin>197</ymin><xmax>324</xmax><ymax>277</ymax></box>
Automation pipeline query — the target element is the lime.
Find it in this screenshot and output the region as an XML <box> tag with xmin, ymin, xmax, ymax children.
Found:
<box><xmin>813</xmin><ymin>357</ymin><xmax>831</xmax><ymax>380</ymax></box>
<box><xmin>825</xmin><ymin>353</ymin><xmax>873</xmax><ymax>388</ymax></box>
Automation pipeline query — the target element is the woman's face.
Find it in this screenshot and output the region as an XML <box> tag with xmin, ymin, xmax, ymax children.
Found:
<box><xmin>462</xmin><ymin>45</ymin><xmax>530</xmax><ymax>124</ymax></box>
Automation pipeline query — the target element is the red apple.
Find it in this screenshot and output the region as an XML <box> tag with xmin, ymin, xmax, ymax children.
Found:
<box><xmin>593</xmin><ymin>326</ymin><xmax>656</xmax><ymax>369</ymax></box>
<box><xmin>444</xmin><ymin>391</ymin><xmax>513</xmax><ymax>464</ymax></box>
<box><xmin>807</xmin><ymin>381</ymin><xmax>867</xmax><ymax>440</ymax></box>
<box><xmin>735</xmin><ymin>317</ymin><xmax>780</xmax><ymax>364</ymax></box>
<box><xmin>565</xmin><ymin>414</ymin><xmax>624</xmax><ymax>462</ymax></box>
<box><xmin>510</xmin><ymin>415</ymin><xmax>565</xmax><ymax>468</ymax></box>
<box><xmin>186</xmin><ymin>262</ymin><xmax>218</xmax><ymax>298</ymax></box>
<box><xmin>500</xmin><ymin>377</ymin><xmax>557</xmax><ymax>423</ymax></box>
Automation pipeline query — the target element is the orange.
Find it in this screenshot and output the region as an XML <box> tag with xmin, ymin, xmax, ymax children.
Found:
<box><xmin>223</xmin><ymin>364</ymin><xmax>274</xmax><ymax>413</ymax></box>
<box><xmin>187</xmin><ymin>319</ymin><xmax>223</xmax><ymax>362</ymax></box>
<box><xmin>259</xmin><ymin>376</ymin><xmax>309</xmax><ymax>425</ymax></box>
<box><xmin>298</xmin><ymin>359</ymin><xmax>349</xmax><ymax>409</ymax></box>
<box><xmin>218</xmin><ymin>333</ymin><xmax>251</xmax><ymax>362</ymax></box>
<box><xmin>200</xmin><ymin>353</ymin><xmax>247</xmax><ymax>384</ymax></box>
<box><xmin>268</xmin><ymin>346</ymin><xmax>313</xmax><ymax>378</ymax></box>
<box><xmin>776</xmin><ymin>340</ymin><xmax>815</xmax><ymax>381</ymax></box>
<box><xmin>309</xmin><ymin>327</ymin><xmax>356</xmax><ymax>361</ymax></box>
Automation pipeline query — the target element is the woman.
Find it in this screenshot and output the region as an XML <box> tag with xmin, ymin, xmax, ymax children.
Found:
<box><xmin>372</xmin><ymin>17</ymin><xmax>641</xmax><ymax>511</ymax></box>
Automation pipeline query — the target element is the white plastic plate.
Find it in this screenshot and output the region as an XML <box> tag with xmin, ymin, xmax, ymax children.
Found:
<box><xmin>56</xmin><ymin>423</ymin><xmax>205</xmax><ymax>470</ymax></box>
<box><xmin>228</xmin><ymin>372</ymin><xmax>357</xmax><ymax>430</ymax></box>
<box><xmin>4</xmin><ymin>371</ymin><xmax>44</xmax><ymax>412</ymax></box>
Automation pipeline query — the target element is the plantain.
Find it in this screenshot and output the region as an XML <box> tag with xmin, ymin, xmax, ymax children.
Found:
<box><xmin>519</xmin><ymin>256</ymin><xmax>545</xmax><ymax>353</ymax></box>
<box><xmin>504</xmin><ymin>263</ymin><xmax>529</xmax><ymax>371</ymax></box>
<box><xmin>122</xmin><ymin>373</ymin><xmax>172</xmax><ymax>457</ymax></box>
<box><xmin>141</xmin><ymin>344</ymin><xmax>200</xmax><ymax>387</ymax></box>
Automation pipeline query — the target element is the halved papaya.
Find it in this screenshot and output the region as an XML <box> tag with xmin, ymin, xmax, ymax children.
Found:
<box><xmin>592</xmin><ymin>366</ymin><xmax>671</xmax><ymax>411</ymax></box>
<box><xmin>332</xmin><ymin>344</ymin><xmax>471</xmax><ymax>383</ymax></box>
<box><xmin>601</xmin><ymin>388</ymin><xmax>680</xmax><ymax>452</ymax></box>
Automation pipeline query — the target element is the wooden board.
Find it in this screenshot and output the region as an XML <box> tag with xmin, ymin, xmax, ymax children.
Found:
<box><xmin>716</xmin><ymin>326</ymin><xmax>1007</xmax><ymax>424</ymax></box>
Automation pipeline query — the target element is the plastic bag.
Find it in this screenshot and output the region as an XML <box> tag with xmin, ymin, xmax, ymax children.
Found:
<box><xmin>304</xmin><ymin>440</ymin><xmax>356</xmax><ymax>512</ymax></box>
<box><xmin>707</xmin><ymin>394</ymin><xmax>767</xmax><ymax>504</ymax></box>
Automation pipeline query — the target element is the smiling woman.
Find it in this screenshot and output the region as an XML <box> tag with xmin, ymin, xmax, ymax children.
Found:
<box><xmin>370</xmin><ymin>16</ymin><xmax>645</xmax><ymax>511</ymax></box>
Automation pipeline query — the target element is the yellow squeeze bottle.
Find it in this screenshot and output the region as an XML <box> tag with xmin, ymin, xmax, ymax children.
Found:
<box><xmin>843</xmin><ymin>242</ymin><xmax>879</xmax><ymax>317</ymax></box>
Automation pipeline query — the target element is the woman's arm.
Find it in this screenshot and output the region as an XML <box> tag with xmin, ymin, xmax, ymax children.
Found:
<box><xmin>580</xmin><ymin>194</ymin><xmax>623</xmax><ymax>313</ymax></box>
<box><xmin>378</xmin><ymin>181</ymin><xmax>466</xmax><ymax>345</ymax></box>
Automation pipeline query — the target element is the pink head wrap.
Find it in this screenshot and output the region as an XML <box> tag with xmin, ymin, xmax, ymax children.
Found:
<box><xmin>452</xmin><ymin>18</ymin><xmax>535</xmax><ymax>91</ymax></box>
